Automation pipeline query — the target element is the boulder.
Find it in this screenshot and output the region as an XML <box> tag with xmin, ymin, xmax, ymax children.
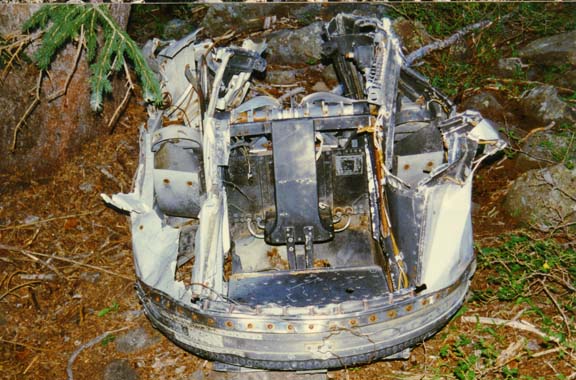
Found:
<box><xmin>460</xmin><ymin>91</ymin><xmax>505</xmax><ymax>121</ymax></box>
<box><xmin>516</xmin><ymin>132</ymin><xmax>575</xmax><ymax>172</ymax></box>
<box><xmin>503</xmin><ymin>164</ymin><xmax>576</xmax><ymax>231</ymax></box>
<box><xmin>266</xmin><ymin>22</ymin><xmax>325</xmax><ymax>65</ymax></box>
<box><xmin>519</xmin><ymin>85</ymin><xmax>575</xmax><ymax>125</ymax></box>
<box><xmin>518</xmin><ymin>30</ymin><xmax>576</xmax><ymax>66</ymax></box>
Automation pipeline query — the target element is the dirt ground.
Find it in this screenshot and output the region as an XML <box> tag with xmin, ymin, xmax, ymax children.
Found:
<box><xmin>1</xmin><ymin>6</ymin><xmax>575</xmax><ymax>380</ymax></box>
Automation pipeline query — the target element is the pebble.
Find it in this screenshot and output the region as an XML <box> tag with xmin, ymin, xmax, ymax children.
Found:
<box><xmin>115</xmin><ymin>327</ymin><xmax>161</xmax><ymax>354</ymax></box>
<box><xmin>103</xmin><ymin>359</ymin><xmax>139</xmax><ymax>380</ymax></box>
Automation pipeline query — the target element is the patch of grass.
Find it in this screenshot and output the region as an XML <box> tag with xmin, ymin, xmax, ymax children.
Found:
<box><xmin>97</xmin><ymin>301</ymin><xmax>120</xmax><ymax>317</ymax></box>
<box><xmin>388</xmin><ymin>4</ymin><xmax>576</xmax><ymax>99</ymax></box>
<box><xmin>477</xmin><ymin>235</ymin><xmax>575</xmax><ymax>340</ymax></box>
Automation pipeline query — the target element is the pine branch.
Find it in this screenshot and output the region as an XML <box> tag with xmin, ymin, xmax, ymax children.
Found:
<box><xmin>22</xmin><ymin>4</ymin><xmax>162</xmax><ymax>112</ymax></box>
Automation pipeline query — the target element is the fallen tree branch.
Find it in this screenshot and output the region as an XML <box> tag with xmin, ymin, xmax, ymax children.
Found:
<box><xmin>517</xmin><ymin>122</ymin><xmax>555</xmax><ymax>145</ymax></box>
<box><xmin>11</xmin><ymin>70</ymin><xmax>43</xmax><ymax>153</ymax></box>
<box><xmin>107</xmin><ymin>60</ymin><xmax>134</xmax><ymax>131</ymax></box>
<box><xmin>0</xmin><ymin>210</ymin><xmax>98</xmax><ymax>230</ymax></box>
<box><xmin>47</xmin><ymin>25</ymin><xmax>85</xmax><ymax>102</ymax></box>
<box><xmin>461</xmin><ymin>316</ymin><xmax>561</xmax><ymax>344</ymax></box>
<box><xmin>406</xmin><ymin>18</ymin><xmax>493</xmax><ymax>66</ymax></box>
<box><xmin>485</xmin><ymin>78</ymin><xmax>575</xmax><ymax>95</ymax></box>
<box><xmin>0</xmin><ymin>281</ymin><xmax>42</xmax><ymax>301</ymax></box>
<box><xmin>0</xmin><ymin>243</ymin><xmax>133</xmax><ymax>281</ymax></box>
<box><xmin>539</xmin><ymin>280</ymin><xmax>572</xmax><ymax>341</ymax></box>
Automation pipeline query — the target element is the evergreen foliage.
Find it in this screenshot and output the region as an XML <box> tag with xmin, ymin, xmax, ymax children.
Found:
<box><xmin>23</xmin><ymin>5</ymin><xmax>162</xmax><ymax>111</ymax></box>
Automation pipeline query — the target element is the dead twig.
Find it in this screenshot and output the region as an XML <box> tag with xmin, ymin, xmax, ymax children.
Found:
<box><xmin>47</xmin><ymin>26</ymin><xmax>85</xmax><ymax>102</ymax></box>
<box><xmin>17</xmin><ymin>249</ymin><xmax>65</xmax><ymax>278</ymax></box>
<box><xmin>0</xmin><ymin>243</ymin><xmax>133</xmax><ymax>281</ymax></box>
<box><xmin>0</xmin><ymin>210</ymin><xmax>98</xmax><ymax>230</ymax></box>
<box><xmin>485</xmin><ymin>78</ymin><xmax>575</xmax><ymax>95</ymax></box>
<box><xmin>0</xmin><ymin>339</ymin><xmax>52</xmax><ymax>352</ymax></box>
<box><xmin>461</xmin><ymin>316</ymin><xmax>561</xmax><ymax>344</ymax></box>
<box><xmin>517</xmin><ymin>121</ymin><xmax>555</xmax><ymax>145</ymax></box>
<box><xmin>539</xmin><ymin>280</ymin><xmax>572</xmax><ymax>340</ymax></box>
<box><xmin>67</xmin><ymin>327</ymin><xmax>131</xmax><ymax>380</ymax></box>
<box><xmin>0</xmin><ymin>31</ymin><xmax>43</xmax><ymax>81</ymax></box>
<box><xmin>11</xmin><ymin>70</ymin><xmax>43</xmax><ymax>152</ymax></box>
<box><xmin>23</xmin><ymin>355</ymin><xmax>40</xmax><ymax>375</ymax></box>
<box><xmin>0</xmin><ymin>281</ymin><xmax>42</xmax><ymax>301</ymax></box>
<box><xmin>406</xmin><ymin>18</ymin><xmax>494</xmax><ymax>66</ymax></box>
<box><xmin>107</xmin><ymin>60</ymin><xmax>134</xmax><ymax>131</ymax></box>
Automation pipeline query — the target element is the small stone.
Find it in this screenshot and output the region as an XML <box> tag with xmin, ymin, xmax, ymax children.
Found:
<box><xmin>79</xmin><ymin>182</ymin><xmax>93</xmax><ymax>193</ymax></box>
<box><xmin>115</xmin><ymin>327</ymin><xmax>161</xmax><ymax>354</ymax></box>
<box><xmin>312</xmin><ymin>81</ymin><xmax>330</xmax><ymax>92</ymax></box>
<box><xmin>497</xmin><ymin>57</ymin><xmax>527</xmax><ymax>78</ymax></box>
<box><xmin>266</xmin><ymin>70</ymin><xmax>298</xmax><ymax>85</ymax></box>
<box><xmin>103</xmin><ymin>359</ymin><xmax>139</xmax><ymax>380</ymax></box>
<box><xmin>23</xmin><ymin>215</ymin><xmax>39</xmax><ymax>224</ymax></box>
<box><xmin>79</xmin><ymin>271</ymin><xmax>101</xmax><ymax>284</ymax></box>
<box><xmin>321</xmin><ymin>64</ymin><xmax>338</xmax><ymax>86</ymax></box>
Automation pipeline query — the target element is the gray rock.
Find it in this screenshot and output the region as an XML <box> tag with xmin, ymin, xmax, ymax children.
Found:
<box><xmin>79</xmin><ymin>182</ymin><xmax>93</xmax><ymax>193</ymax></box>
<box><xmin>519</xmin><ymin>85</ymin><xmax>575</xmax><ymax>125</ymax></box>
<box><xmin>79</xmin><ymin>271</ymin><xmax>101</xmax><ymax>284</ymax></box>
<box><xmin>553</xmin><ymin>68</ymin><xmax>576</xmax><ymax>91</ymax></box>
<box><xmin>103</xmin><ymin>359</ymin><xmax>139</xmax><ymax>380</ymax></box>
<box><xmin>518</xmin><ymin>30</ymin><xmax>576</xmax><ymax>66</ymax></box>
<box><xmin>461</xmin><ymin>91</ymin><xmax>504</xmax><ymax>116</ymax></box>
<box><xmin>200</xmin><ymin>4</ymin><xmax>295</xmax><ymax>37</ymax></box>
<box><xmin>516</xmin><ymin>132</ymin><xmax>575</xmax><ymax>172</ymax></box>
<box><xmin>23</xmin><ymin>215</ymin><xmax>39</xmax><ymax>224</ymax></box>
<box><xmin>115</xmin><ymin>327</ymin><xmax>161</xmax><ymax>354</ymax></box>
<box><xmin>321</xmin><ymin>64</ymin><xmax>338</xmax><ymax>86</ymax></box>
<box><xmin>503</xmin><ymin>164</ymin><xmax>576</xmax><ymax>231</ymax></box>
<box><xmin>312</xmin><ymin>81</ymin><xmax>330</xmax><ymax>92</ymax></box>
<box><xmin>163</xmin><ymin>19</ymin><xmax>189</xmax><ymax>40</ymax></box>
<box><xmin>266</xmin><ymin>70</ymin><xmax>298</xmax><ymax>85</ymax></box>
<box><xmin>497</xmin><ymin>57</ymin><xmax>527</xmax><ymax>78</ymax></box>
<box><xmin>266</xmin><ymin>22</ymin><xmax>325</xmax><ymax>65</ymax></box>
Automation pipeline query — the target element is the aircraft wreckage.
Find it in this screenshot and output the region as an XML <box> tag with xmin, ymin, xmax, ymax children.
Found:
<box><xmin>103</xmin><ymin>14</ymin><xmax>505</xmax><ymax>370</ymax></box>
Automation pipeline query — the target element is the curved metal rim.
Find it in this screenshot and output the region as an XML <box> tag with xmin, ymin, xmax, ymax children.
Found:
<box><xmin>135</xmin><ymin>263</ymin><xmax>473</xmax><ymax>370</ymax></box>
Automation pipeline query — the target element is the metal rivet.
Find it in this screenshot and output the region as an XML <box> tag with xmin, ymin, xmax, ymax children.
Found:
<box><xmin>349</xmin><ymin>319</ymin><xmax>358</xmax><ymax>326</ymax></box>
<box><xmin>163</xmin><ymin>178</ymin><xmax>170</xmax><ymax>185</ymax></box>
<box><xmin>267</xmin><ymin>324</ymin><xmax>274</xmax><ymax>330</ymax></box>
<box><xmin>225</xmin><ymin>321</ymin><xmax>233</xmax><ymax>328</ymax></box>
<box><xmin>387</xmin><ymin>310</ymin><xmax>397</xmax><ymax>318</ymax></box>
<box><xmin>187</xmin><ymin>181</ymin><xmax>193</xmax><ymax>186</ymax></box>
<box><xmin>369</xmin><ymin>315</ymin><xmax>377</xmax><ymax>323</ymax></box>
<box><xmin>403</xmin><ymin>164</ymin><xmax>410</xmax><ymax>170</ymax></box>
<box><xmin>247</xmin><ymin>323</ymin><xmax>253</xmax><ymax>329</ymax></box>
<box><xmin>405</xmin><ymin>305</ymin><xmax>413</xmax><ymax>312</ymax></box>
